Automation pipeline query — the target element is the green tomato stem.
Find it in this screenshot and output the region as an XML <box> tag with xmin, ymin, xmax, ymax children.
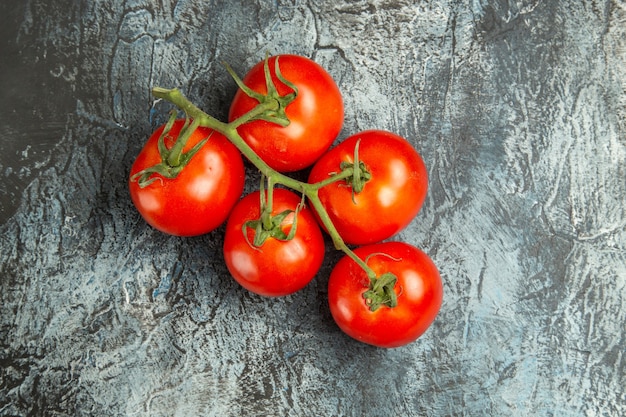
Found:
<box><xmin>166</xmin><ymin>117</ymin><xmax>200</xmax><ymax>167</ymax></box>
<box><xmin>304</xmin><ymin>189</ymin><xmax>377</xmax><ymax>281</ymax></box>
<box><xmin>151</xmin><ymin>87</ymin><xmax>378</xmax><ymax>281</ymax></box>
<box><xmin>262</xmin><ymin>175</ymin><xmax>275</xmax><ymax>231</ymax></box>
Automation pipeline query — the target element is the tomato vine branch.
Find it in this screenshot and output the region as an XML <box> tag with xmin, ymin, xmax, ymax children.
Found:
<box><xmin>151</xmin><ymin>86</ymin><xmax>380</xmax><ymax>282</ymax></box>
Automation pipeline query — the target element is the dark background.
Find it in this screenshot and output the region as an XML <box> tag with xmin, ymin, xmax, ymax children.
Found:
<box><xmin>1</xmin><ymin>1</ymin><xmax>625</xmax><ymax>416</ymax></box>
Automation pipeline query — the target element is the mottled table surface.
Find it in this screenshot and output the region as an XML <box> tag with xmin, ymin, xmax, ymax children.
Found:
<box><xmin>1</xmin><ymin>1</ymin><xmax>625</xmax><ymax>416</ymax></box>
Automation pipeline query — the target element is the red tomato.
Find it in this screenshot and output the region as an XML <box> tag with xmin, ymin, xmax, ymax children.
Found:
<box><xmin>228</xmin><ymin>54</ymin><xmax>344</xmax><ymax>172</ymax></box>
<box><xmin>328</xmin><ymin>242</ymin><xmax>443</xmax><ymax>348</ymax></box>
<box><xmin>223</xmin><ymin>188</ymin><xmax>325</xmax><ymax>297</ymax></box>
<box><xmin>129</xmin><ymin>119</ymin><xmax>245</xmax><ymax>236</ymax></box>
<box><xmin>308</xmin><ymin>130</ymin><xmax>428</xmax><ymax>245</ymax></box>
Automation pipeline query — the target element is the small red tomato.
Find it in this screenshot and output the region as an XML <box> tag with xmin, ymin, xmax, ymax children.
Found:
<box><xmin>223</xmin><ymin>188</ymin><xmax>325</xmax><ymax>297</ymax></box>
<box><xmin>328</xmin><ymin>242</ymin><xmax>443</xmax><ymax>348</ymax></box>
<box><xmin>229</xmin><ymin>54</ymin><xmax>344</xmax><ymax>172</ymax></box>
<box><xmin>308</xmin><ymin>130</ymin><xmax>428</xmax><ymax>245</ymax></box>
<box><xmin>129</xmin><ymin>119</ymin><xmax>245</xmax><ymax>236</ymax></box>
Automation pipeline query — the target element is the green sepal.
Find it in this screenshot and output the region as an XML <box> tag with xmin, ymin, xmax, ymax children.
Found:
<box><xmin>129</xmin><ymin>111</ymin><xmax>209</xmax><ymax>188</ymax></box>
<box><xmin>224</xmin><ymin>53</ymin><xmax>298</xmax><ymax>127</ymax></box>
<box><xmin>242</xmin><ymin>181</ymin><xmax>305</xmax><ymax>249</ymax></box>
<box><xmin>338</xmin><ymin>139</ymin><xmax>371</xmax><ymax>203</ymax></box>
<box><xmin>362</xmin><ymin>272</ymin><xmax>399</xmax><ymax>312</ymax></box>
<box><xmin>242</xmin><ymin>208</ymin><xmax>299</xmax><ymax>248</ymax></box>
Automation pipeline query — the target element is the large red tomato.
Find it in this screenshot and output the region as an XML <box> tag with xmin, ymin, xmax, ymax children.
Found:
<box><xmin>129</xmin><ymin>119</ymin><xmax>245</xmax><ymax>236</ymax></box>
<box><xmin>308</xmin><ymin>130</ymin><xmax>428</xmax><ymax>245</ymax></box>
<box><xmin>223</xmin><ymin>188</ymin><xmax>325</xmax><ymax>297</ymax></box>
<box><xmin>328</xmin><ymin>242</ymin><xmax>443</xmax><ymax>348</ymax></box>
<box><xmin>228</xmin><ymin>54</ymin><xmax>343</xmax><ymax>172</ymax></box>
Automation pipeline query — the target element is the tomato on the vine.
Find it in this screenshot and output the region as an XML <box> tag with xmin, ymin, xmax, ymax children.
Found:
<box><xmin>223</xmin><ymin>188</ymin><xmax>325</xmax><ymax>297</ymax></box>
<box><xmin>228</xmin><ymin>54</ymin><xmax>344</xmax><ymax>172</ymax></box>
<box><xmin>308</xmin><ymin>130</ymin><xmax>428</xmax><ymax>245</ymax></box>
<box><xmin>129</xmin><ymin>119</ymin><xmax>245</xmax><ymax>237</ymax></box>
<box><xmin>328</xmin><ymin>242</ymin><xmax>443</xmax><ymax>348</ymax></box>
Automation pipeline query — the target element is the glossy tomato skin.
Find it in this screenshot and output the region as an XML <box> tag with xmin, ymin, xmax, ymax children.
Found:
<box><xmin>328</xmin><ymin>242</ymin><xmax>443</xmax><ymax>348</ymax></box>
<box><xmin>223</xmin><ymin>188</ymin><xmax>325</xmax><ymax>297</ymax></box>
<box><xmin>228</xmin><ymin>54</ymin><xmax>343</xmax><ymax>172</ymax></box>
<box><xmin>129</xmin><ymin>120</ymin><xmax>245</xmax><ymax>237</ymax></box>
<box><xmin>308</xmin><ymin>130</ymin><xmax>428</xmax><ymax>245</ymax></box>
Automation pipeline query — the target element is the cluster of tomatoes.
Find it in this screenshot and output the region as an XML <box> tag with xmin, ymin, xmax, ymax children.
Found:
<box><xmin>128</xmin><ymin>54</ymin><xmax>443</xmax><ymax>348</ymax></box>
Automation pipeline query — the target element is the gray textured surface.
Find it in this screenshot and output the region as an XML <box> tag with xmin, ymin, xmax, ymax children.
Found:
<box><xmin>1</xmin><ymin>0</ymin><xmax>625</xmax><ymax>416</ymax></box>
